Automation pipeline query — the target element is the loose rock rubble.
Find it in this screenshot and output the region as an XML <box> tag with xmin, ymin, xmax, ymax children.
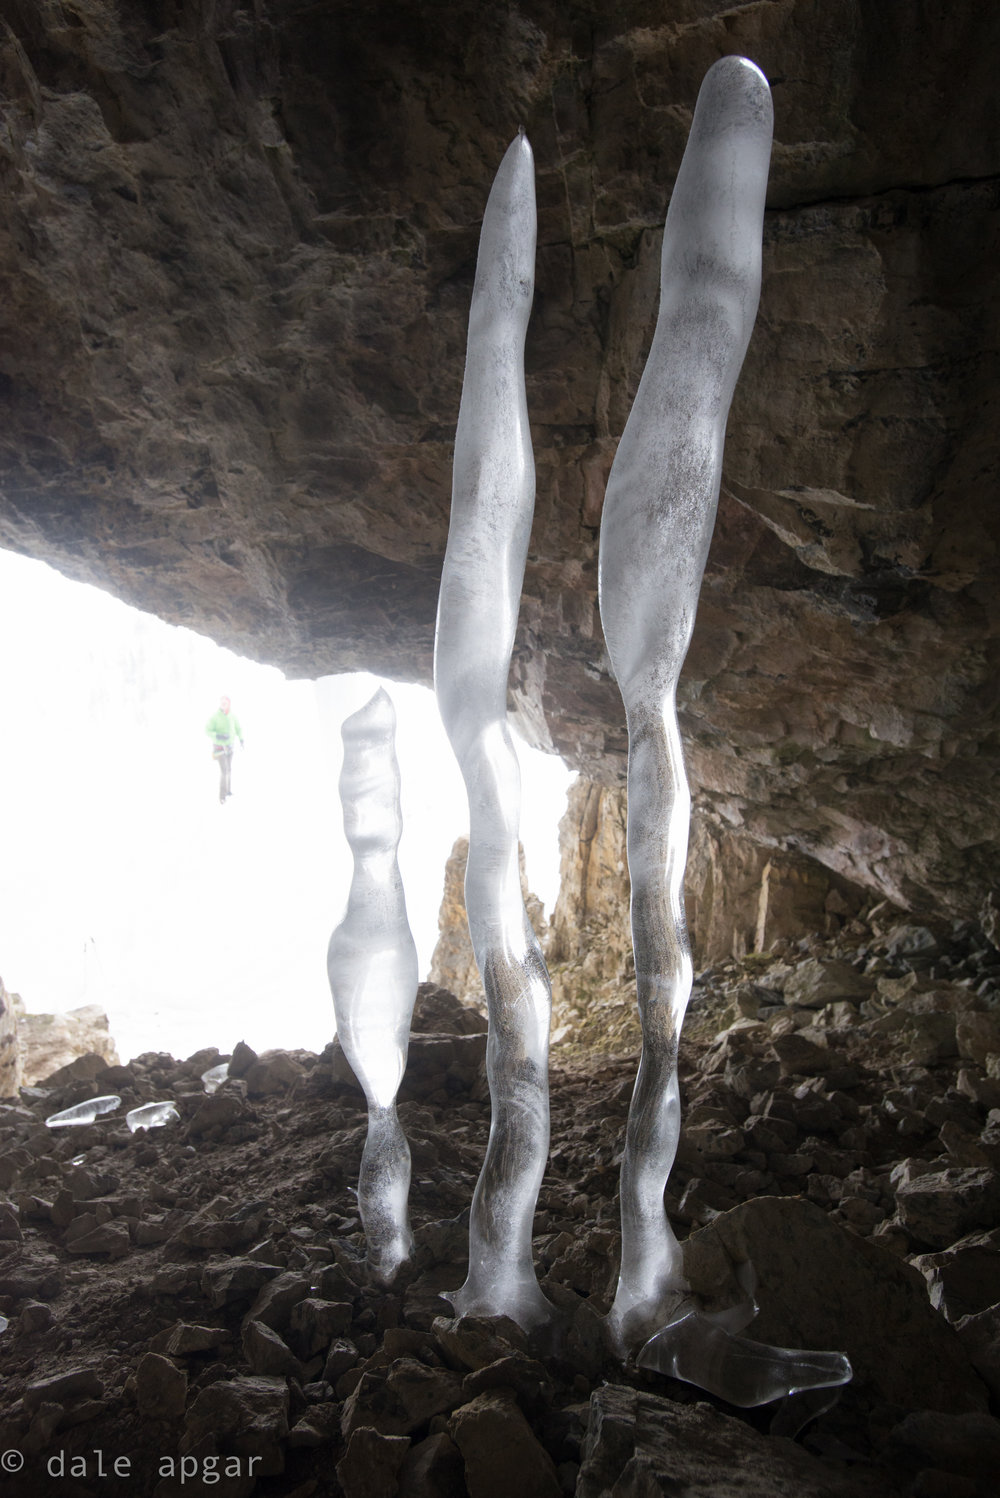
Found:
<box><xmin>2</xmin><ymin>924</ymin><xmax>1000</xmax><ymax>1496</ymax></box>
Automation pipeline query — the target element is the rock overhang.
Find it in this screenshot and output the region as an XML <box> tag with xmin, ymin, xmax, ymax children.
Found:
<box><xmin>0</xmin><ymin>0</ymin><xmax>997</xmax><ymax>921</ymax></box>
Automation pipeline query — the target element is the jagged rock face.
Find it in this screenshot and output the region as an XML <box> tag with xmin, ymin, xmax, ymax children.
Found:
<box><xmin>547</xmin><ymin>779</ymin><xmax>865</xmax><ymax>977</ymax></box>
<box><xmin>0</xmin><ymin>976</ymin><xmax>21</xmax><ymax>1099</ymax></box>
<box><xmin>428</xmin><ymin>836</ymin><xmax>545</xmax><ymax>1002</ymax></box>
<box><xmin>1</xmin><ymin>2</ymin><xmax>998</xmax><ymax>920</ymax></box>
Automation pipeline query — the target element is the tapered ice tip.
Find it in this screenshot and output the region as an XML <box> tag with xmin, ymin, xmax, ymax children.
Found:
<box><xmin>342</xmin><ymin>687</ymin><xmax>396</xmax><ymax>745</ymax></box>
<box><xmin>502</xmin><ymin>128</ymin><xmax>534</xmax><ymax>173</ymax></box>
<box><xmin>695</xmin><ymin>54</ymin><xmax>773</xmax><ymax>137</ymax></box>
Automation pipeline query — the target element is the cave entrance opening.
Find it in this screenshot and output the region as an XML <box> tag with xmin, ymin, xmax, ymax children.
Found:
<box><xmin>0</xmin><ymin>547</ymin><xmax>572</xmax><ymax>1067</ymax></box>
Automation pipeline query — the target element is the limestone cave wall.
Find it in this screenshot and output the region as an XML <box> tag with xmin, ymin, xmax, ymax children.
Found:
<box><xmin>0</xmin><ymin>1</ymin><xmax>998</xmax><ymax>923</ymax></box>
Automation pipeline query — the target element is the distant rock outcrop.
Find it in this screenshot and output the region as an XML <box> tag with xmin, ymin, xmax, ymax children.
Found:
<box><xmin>0</xmin><ymin>975</ymin><xmax>20</xmax><ymax>1099</ymax></box>
<box><xmin>428</xmin><ymin>837</ymin><xmax>546</xmax><ymax>1004</ymax></box>
<box><xmin>12</xmin><ymin>996</ymin><xmax>119</xmax><ymax>1087</ymax></box>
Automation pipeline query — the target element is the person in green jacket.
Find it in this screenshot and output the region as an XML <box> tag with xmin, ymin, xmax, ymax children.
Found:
<box><xmin>205</xmin><ymin>695</ymin><xmax>244</xmax><ymax>803</ymax></box>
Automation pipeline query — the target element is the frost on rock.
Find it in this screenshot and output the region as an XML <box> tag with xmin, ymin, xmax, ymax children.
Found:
<box><xmin>327</xmin><ymin>688</ymin><xmax>419</xmax><ymax>1285</ymax></box>
<box><xmin>45</xmin><ymin>1095</ymin><xmax>121</xmax><ymax>1128</ymax></box>
<box><xmin>126</xmin><ymin>1101</ymin><xmax>180</xmax><ymax>1132</ymax></box>
<box><xmin>433</xmin><ymin>132</ymin><xmax>555</xmax><ymax>1332</ymax></box>
<box><xmin>597</xmin><ymin>56</ymin><xmax>852</xmax><ymax>1404</ymax></box>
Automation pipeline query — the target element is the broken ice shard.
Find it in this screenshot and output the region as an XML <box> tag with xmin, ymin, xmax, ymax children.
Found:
<box><xmin>637</xmin><ymin>1306</ymin><xmax>852</xmax><ymax>1405</ymax></box>
<box><xmin>598</xmin><ymin>54</ymin><xmax>851</xmax><ymax>1401</ymax></box>
<box><xmin>327</xmin><ymin>687</ymin><xmax>419</xmax><ymax>1284</ymax></box>
<box><xmin>201</xmin><ymin>1062</ymin><xmax>230</xmax><ymax>1094</ymax></box>
<box><xmin>126</xmin><ymin>1101</ymin><xmax>180</xmax><ymax>1132</ymax></box>
<box><xmin>45</xmin><ymin>1095</ymin><xmax>121</xmax><ymax>1128</ymax></box>
<box><xmin>434</xmin><ymin>132</ymin><xmax>554</xmax><ymax>1331</ymax></box>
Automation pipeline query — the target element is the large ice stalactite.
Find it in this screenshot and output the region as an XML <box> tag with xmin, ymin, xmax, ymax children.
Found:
<box><xmin>433</xmin><ymin>132</ymin><xmax>555</xmax><ymax>1331</ymax></box>
<box><xmin>598</xmin><ymin>57</ymin><xmax>851</xmax><ymax>1403</ymax></box>
<box><xmin>327</xmin><ymin>687</ymin><xmax>419</xmax><ymax>1284</ymax></box>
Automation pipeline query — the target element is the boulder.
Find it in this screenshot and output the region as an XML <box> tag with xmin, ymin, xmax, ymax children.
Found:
<box><xmin>181</xmin><ymin>1375</ymin><xmax>288</xmax><ymax>1477</ymax></box>
<box><xmin>135</xmin><ymin>1352</ymin><xmax>188</xmax><ymax>1420</ymax></box>
<box><xmin>909</xmin><ymin>1231</ymin><xmax>1000</xmax><ymax>1320</ymax></box>
<box><xmin>956</xmin><ymin>1013</ymin><xmax>1000</xmax><ymax>1067</ymax></box>
<box><xmin>783</xmin><ymin>960</ymin><xmax>872</xmax><ymax>1009</ymax></box>
<box><xmin>682</xmin><ymin>1196</ymin><xmax>988</xmax><ymax>1412</ymax></box>
<box><xmin>399</xmin><ymin>1432</ymin><xmax>467</xmax><ymax>1498</ymax></box>
<box><xmin>411</xmin><ymin>982</ymin><xmax>488</xmax><ymax>1037</ymax></box>
<box><xmin>242</xmin><ymin>1319</ymin><xmax>303</xmax><ymax>1379</ymax></box>
<box><xmin>337</xmin><ymin>1429</ymin><xmax>410</xmax><ymax>1498</ymax></box>
<box><xmin>449</xmin><ymin>1390</ymin><xmax>561</xmax><ymax>1498</ymax></box>
<box><xmin>577</xmin><ymin>1385</ymin><xmax>873</xmax><ymax>1498</ymax></box>
<box><xmin>894</xmin><ymin>1167</ymin><xmax>1000</xmax><ymax>1249</ymax></box>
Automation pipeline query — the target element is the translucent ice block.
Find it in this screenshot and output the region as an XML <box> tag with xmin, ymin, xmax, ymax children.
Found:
<box><xmin>327</xmin><ymin>688</ymin><xmax>419</xmax><ymax>1284</ymax></box>
<box><xmin>637</xmin><ymin>1307</ymin><xmax>853</xmax><ymax>1406</ymax></box>
<box><xmin>126</xmin><ymin>1101</ymin><xmax>179</xmax><ymax>1132</ymax></box>
<box><xmin>45</xmin><ymin>1095</ymin><xmax>122</xmax><ymax>1128</ymax></box>
<box><xmin>201</xmin><ymin>1062</ymin><xmax>230</xmax><ymax>1094</ymax></box>
<box><xmin>434</xmin><ymin>132</ymin><xmax>555</xmax><ymax>1332</ymax></box>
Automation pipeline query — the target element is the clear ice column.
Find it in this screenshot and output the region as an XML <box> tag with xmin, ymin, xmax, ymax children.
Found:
<box><xmin>434</xmin><ymin>133</ymin><xmax>554</xmax><ymax>1330</ymax></box>
<box><xmin>599</xmin><ymin>56</ymin><xmax>772</xmax><ymax>1351</ymax></box>
<box><xmin>327</xmin><ymin>688</ymin><xmax>419</xmax><ymax>1284</ymax></box>
<box><xmin>599</xmin><ymin>57</ymin><xmax>851</xmax><ymax>1407</ymax></box>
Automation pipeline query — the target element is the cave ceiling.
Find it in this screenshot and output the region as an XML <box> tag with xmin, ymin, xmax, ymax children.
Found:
<box><xmin>0</xmin><ymin>0</ymin><xmax>998</xmax><ymax>919</ymax></box>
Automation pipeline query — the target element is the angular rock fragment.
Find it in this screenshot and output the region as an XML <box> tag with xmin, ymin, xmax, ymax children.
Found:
<box><xmin>956</xmin><ymin>1305</ymin><xmax>1000</xmax><ymax>1405</ymax></box>
<box><xmin>894</xmin><ymin>1166</ymin><xmax>1000</xmax><ymax>1249</ymax></box>
<box><xmin>956</xmin><ymin>1012</ymin><xmax>1000</xmax><ymax>1066</ymax></box>
<box><xmin>449</xmin><ymin>1390</ymin><xmax>561</xmax><ymax>1498</ymax></box>
<box><xmin>0</xmin><ymin>1202</ymin><xmax>22</xmax><ymax>1241</ymax></box>
<box><xmin>432</xmin><ymin>1315</ymin><xmax>529</xmax><ymax>1372</ymax></box>
<box><xmin>136</xmin><ymin>1351</ymin><xmax>188</xmax><ymax>1420</ymax></box>
<box><xmin>399</xmin><ymin>1430</ymin><xmax>467</xmax><ymax>1498</ymax></box>
<box><xmin>65</xmin><ymin>1219</ymin><xmax>131</xmax><ymax>1258</ymax></box>
<box><xmin>151</xmin><ymin>1322</ymin><xmax>233</xmax><ymax>1357</ymax></box>
<box><xmin>24</xmin><ymin>1367</ymin><xmax>103</xmax><ymax>1411</ymax></box>
<box><xmin>910</xmin><ymin>1230</ymin><xmax>1000</xmax><ymax>1319</ymax></box>
<box><xmin>201</xmin><ymin>1257</ymin><xmax>283</xmax><ymax>1309</ymax></box>
<box><xmin>242</xmin><ymin>1318</ymin><xmax>303</xmax><ymax>1379</ymax></box>
<box><xmin>337</xmin><ymin>1428</ymin><xmax>410</xmax><ymax>1498</ymax></box>
<box><xmin>288</xmin><ymin>1401</ymin><xmax>341</xmax><ymax>1448</ymax></box>
<box><xmin>181</xmin><ymin>1374</ymin><xmax>288</xmax><ymax>1477</ymax></box>
<box><xmin>783</xmin><ymin>959</ymin><xmax>872</xmax><ymax>1008</ymax></box>
<box><xmin>241</xmin><ymin>1270</ymin><xmax>312</xmax><ymax>1331</ymax></box>
<box><xmin>385</xmin><ymin>1358</ymin><xmax>466</xmax><ymax>1429</ymax></box>
<box><xmin>288</xmin><ymin>1296</ymin><xmax>353</xmax><ymax>1356</ymax></box>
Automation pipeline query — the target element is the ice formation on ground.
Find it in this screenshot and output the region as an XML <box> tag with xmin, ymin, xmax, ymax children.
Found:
<box><xmin>45</xmin><ymin>1095</ymin><xmax>121</xmax><ymax>1128</ymax></box>
<box><xmin>327</xmin><ymin>688</ymin><xmax>419</xmax><ymax>1284</ymax></box>
<box><xmin>598</xmin><ymin>56</ymin><xmax>851</xmax><ymax>1404</ymax></box>
<box><xmin>125</xmin><ymin>1101</ymin><xmax>179</xmax><ymax>1132</ymax></box>
<box><xmin>434</xmin><ymin>132</ymin><xmax>555</xmax><ymax>1330</ymax></box>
